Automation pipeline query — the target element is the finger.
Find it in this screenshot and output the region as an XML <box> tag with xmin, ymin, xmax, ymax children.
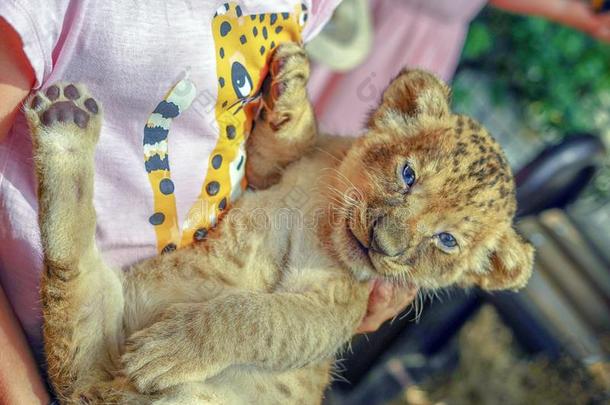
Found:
<box><xmin>380</xmin><ymin>281</ymin><xmax>417</xmax><ymax>308</ymax></box>
<box><xmin>392</xmin><ymin>288</ymin><xmax>418</xmax><ymax>311</ymax></box>
<box><xmin>594</xmin><ymin>25</ymin><xmax>610</xmax><ymax>42</ymax></box>
<box><xmin>562</xmin><ymin>1</ymin><xmax>600</xmax><ymax>32</ymax></box>
<box><xmin>357</xmin><ymin>285</ymin><xmax>417</xmax><ymax>333</ymax></box>
<box><xmin>365</xmin><ymin>280</ymin><xmax>392</xmax><ymax>312</ymax></box>
<box><xmin>374</xmin><ymin>280</ymin><xmax>393</xmax><ymax>301</ymax></box>
<box><xmin>395</xmin><ymin>283</ymin><xmax>419</xmax><ymax>304</ymax></box>
<box><xmin>357</xmin><ymin>307</ymin><xmax>396</xmax><ymax>333</ymax></box>
<box><xmin>375</xmin><ymin>284</ymin><xmax>418</xmax><ymax>323</ymax></box>
<box><xmin>358</xmin><ymin>301</ymin><xmax>393</xmax><ymax>333</ymax></box>
<box><xmin>367</xmin><ymin>279</ymin><xmax>376</xmax><ymax>294</ymax></box>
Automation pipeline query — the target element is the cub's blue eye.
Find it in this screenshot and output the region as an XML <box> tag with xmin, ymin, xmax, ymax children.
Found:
<box><xmin>402</xmin><ymin>164</ymin><xmax>416</xmax><ymax>187</ymax></box>
<box><xmin>438</xmin><ymin>232</ymin><xmax>457</xmax><ymax>248</ymax></box>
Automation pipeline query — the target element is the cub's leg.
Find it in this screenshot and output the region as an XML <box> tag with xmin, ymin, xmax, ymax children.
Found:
<box><xmin>246</xmin><ymin>42</ymin><xmax>317</xmax><ymax>189</ymax></box>
<box><xmin>25</xmin><ymin>84</ymin><xmax>124</xmax><ymax>401</ymax></box>
<box><xmin>122</xmin><ymin>278</ymin><xmax>369</xmax><ymax>393</ymax></box>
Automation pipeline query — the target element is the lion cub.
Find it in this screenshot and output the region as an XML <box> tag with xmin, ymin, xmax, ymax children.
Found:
<box><xmin>26</xmin><ymin>44</ymin><xmax>533</xmax><ymax>404</ymax></box>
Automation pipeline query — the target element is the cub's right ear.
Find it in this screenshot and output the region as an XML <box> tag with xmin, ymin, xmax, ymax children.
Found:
<box><xmin>367</xmin><ymin>69</ymin><xmax>451</xmax><ymax>130</ymax></box>
<box><xmin>474</xmin><ymin>227</ymin><xmax>535</xmax><ymax>291</ymax></box>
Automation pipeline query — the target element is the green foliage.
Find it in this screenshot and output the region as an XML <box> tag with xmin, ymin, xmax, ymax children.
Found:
<box><xmin>457</xmin><ymin>8</ymin><xmax>610</xmax><ymax>140</ymax></box>
<box><xmin>455</xmin><ymin>8</ymin><xmax>610</xmax><ymax>204</ymax></box>
<box><xmin>462</xmin><ymin>22</ymin><xmax>493</xmax><ymax>60</ymax></box>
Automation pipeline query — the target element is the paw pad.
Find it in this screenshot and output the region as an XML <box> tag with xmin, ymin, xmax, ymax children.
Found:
<box><xmin>64</xmin><ymin>84</ymin><xmax>80</xmax><ymax>100</ymax></box>
<box><xmin>30</xmin><ymin>96</ymin><xmax>43</xmax><ymax>109</ymax></box>
<box><xmin>30</xmin><ymin>83</ymin><xmax>99</xmax><ymax>129</ymax></box>
<box><xmin>45</xmin><ymin>85</ymin><xmax>60</xmax><ymax>101</ymax></box>
<box><xmin>84</xmin><ymin>98</ymin><xmax>99</xmax><ymax>114</ymax></box>
<box><xmin>41</xmin><ymin>101</ymin><xmax>90</xmax><ymax>129</ymax></box>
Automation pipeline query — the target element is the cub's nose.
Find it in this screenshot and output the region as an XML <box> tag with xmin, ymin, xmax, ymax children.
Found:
<box><xmin>369</xmin><ymin>215</ymin><xmax>406</xmax><ymax>257</ymax></box>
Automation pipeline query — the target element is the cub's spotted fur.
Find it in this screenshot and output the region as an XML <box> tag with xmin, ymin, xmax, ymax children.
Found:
<box><xmin>28</xmin><ymin>44</ymin><xmax>533</xmax><ymax>404</ymax></box>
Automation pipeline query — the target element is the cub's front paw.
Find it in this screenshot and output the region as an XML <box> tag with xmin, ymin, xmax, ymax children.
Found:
<box><xmin>24</xmin><ymin>83</ymin><xmax>101</xmax><ymax>151</ymax></box>
<box><xmin>122</xmin><ymin>307</ymin><xmax>225</xmax><ymax>393</ymax></box>
<box><xmin>260</xmin><ymin>42</ymin><xmax>310</xmax><ymax>131</ymax></box>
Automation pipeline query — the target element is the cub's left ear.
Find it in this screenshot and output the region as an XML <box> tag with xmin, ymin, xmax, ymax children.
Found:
<box><xmin>474</xmin><ymin>227</ymin><xmax>535</xmax><ymax>291</ymax></box>
<box><xmin>368</xmin><ymin>69</ymin><xmax>451</xmax><ymax>130</ymax></box>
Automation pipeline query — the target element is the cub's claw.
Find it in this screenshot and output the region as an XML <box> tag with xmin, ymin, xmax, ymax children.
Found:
<box><xmin>260</xmin><ymin>42</ymin><xmax>310</xmax><ymax>131</ymax></box>
<box><xmin>122</xmin><ymin>306</ymin><xmax>225</xmax><ymax>394</ymax></box>
<box><xmin>122</xmin><ymin>323</ymin><xmax>182</xmax><ymax>393</ymax></box>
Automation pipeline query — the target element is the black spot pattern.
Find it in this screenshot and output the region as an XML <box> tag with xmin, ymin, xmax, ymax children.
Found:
<box><xmin>235</xmin><ymin>5</ymin><xmax>242</xmax><ymax>17</ymax></box>
<box><xmin>194</xmin><ymin>228</ymin><xmax>208</xmax><ymax>241</ymax></box>
<box><xmin>226</xmin><ymin>125</ymin><xmax>236</xmax><ymax>139</ymax></box>
<box><xmin>253</xmin><ymin>26</ymin><xmax>258</xmax><ymax>36</ymax></box>
<box><xmin>262</xmin><ymin>26</ymin><xmax>268</xmax><ymax>39</ymax></box>
<box><xmin>212</xmin><ymin>154</ymin><xmax>223</xmax><ymax>169</ymax></box>
<box><xmin>159</xmin><ymin>178</ymin><xmax>175</xmax><ymax>195</ymax></box>
<box><xmin>270</xmin><ymin>14</ymin><xmax>277</xmax><ymax>25</ymax></box>
<box><xmin>162</xmin><ymin>243</ymin><xmax>177</xmax><ymax>254</ymax></box>
<box><xmin>219</xmin><ymin>197</ymin><xmax>227</xmax><ymax>210</ymax></box>
<box><xmin>149</xmin><ymin>212</ymin><xmax>165</xmax><ymax>225</ymax></box>
<box><xmin>220</xmin><ymin>47</ymin><xmax>225</xmax><ymax>58</ymax></box>
<box><xmin>219</xmin><ymin>77</ymin><xmax>225</xmax><ymax>87</ymax></box>
<box><xmin>206</xmin><ymin>181</ymin><xmax>220</xmax><ymax>196</ymax></box>
<box><xmin>220</xmin><ymin>21</ymin><xmax>231</xmax><ymax>36</ymax></box>
<box><xmin>260</xmin><ymin>45</ymin><xmax>265</xmax><ymax>55</ymax></box>
<box><xmin>240</xmin><ymin>35</ymin><xmax>247</xmax><ymax>44</ymax></box>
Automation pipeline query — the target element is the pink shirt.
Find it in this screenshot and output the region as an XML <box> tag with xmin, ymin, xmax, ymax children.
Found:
<box><xmin>0</xmin><ymin>0</ymin><xmax>338</xmax><ymax>356</ymax></box>
<box><xmin>308</xmin><ymin>0</ymin><xmax>487</xmax><ymax>134</ymax></box>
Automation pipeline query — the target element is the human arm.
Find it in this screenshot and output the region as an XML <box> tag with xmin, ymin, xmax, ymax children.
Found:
<box><xmin>0</xmin><ymin>17</ymin><xmax>35</xmax><ymax>142</ymax></box>
<box><xmin>0</xmin><ymin>17</ymin><xmax>47</xmax><ymax>405</ymax></box>
<box><xmin>0</xmin><ymin>284</ymin><xmax>51</xmax><ymax>405</ymax></box>
<box><xmin>490</xmin><ymin>0</ymin><xmax>610</xmax><ymax>42</ymax></box>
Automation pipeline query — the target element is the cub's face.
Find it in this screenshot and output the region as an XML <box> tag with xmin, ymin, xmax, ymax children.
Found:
<box><xmin>327</xmin><ymin>70</ymin><xmax>534</xmax><ymax>291</ymax></box>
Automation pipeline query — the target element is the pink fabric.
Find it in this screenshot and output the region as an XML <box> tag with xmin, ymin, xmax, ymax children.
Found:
<box><xmin>308</xmin><ymin>0</ymin><xmax>487</xmax><ymax>135</ymax></box>
<box><xmin>0</xmin><ymin>0</ymin><xmax>338</xmax><ymax>356</ymax></box>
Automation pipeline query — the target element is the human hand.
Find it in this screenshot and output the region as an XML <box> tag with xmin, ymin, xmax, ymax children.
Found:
<box><xmin>490</xmin><ymin>0</ymin><xmax>610</xmax><ymax>43</ymax></box>
<box><xmin>356</xmin><ymin>279</ymin><xmax>418</xmax><ymax>334</ymax></box>
<box><xmin>555</xmin><ymin>0</ymin><xmax>610</xmax><ymax>42</ymax></box>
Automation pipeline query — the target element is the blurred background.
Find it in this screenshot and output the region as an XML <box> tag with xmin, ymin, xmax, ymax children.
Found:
<box><xmin>305</xmin><ymin>0</ymin><xmax>610</xmax><ymax>403</ymax></box>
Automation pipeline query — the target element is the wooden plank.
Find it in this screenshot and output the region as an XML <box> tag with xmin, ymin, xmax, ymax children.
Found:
<box><xmin>539</xmin><ymin>209</ymin><xmax>610</xmax><ymax>301</ymax></box>
<box><xmin>521</xmin><ymin>266</ymin><xmax>603</xmax><ymax>359</ymax></box>
<box><xmin>517</xmin><ymin>217</ymin><xmax>610</xmax><ymax>333</ymax></box>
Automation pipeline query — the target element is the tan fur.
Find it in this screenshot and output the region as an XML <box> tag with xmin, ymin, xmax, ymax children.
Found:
<box><xmin>26</xmin><ymin>44</ymin><xmax>533</xmax><ymax>404</ymax></box>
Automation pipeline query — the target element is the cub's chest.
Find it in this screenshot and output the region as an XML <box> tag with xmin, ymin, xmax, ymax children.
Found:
<box><xmin>274</xmin><ymin>229</ymin><xmax>341</xmax><ymax>291</ymax></box>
